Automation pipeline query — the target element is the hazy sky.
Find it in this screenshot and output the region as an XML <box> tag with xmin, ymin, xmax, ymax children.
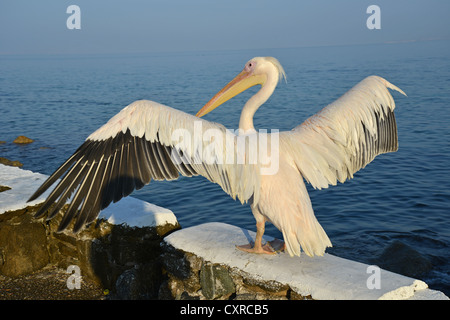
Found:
<box><xmin>1</xmin><ymin>0</ymin><xmax>449</xmax><ymax>54</ymax></box>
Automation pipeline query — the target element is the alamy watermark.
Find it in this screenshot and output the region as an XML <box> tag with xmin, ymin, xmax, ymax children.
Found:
<box><xmin>66</xmin><ymin>5</ymin><xmax>81</xmax><ymax>30</ymax></box>
<box><xmin>66</xmin><ymin>265</ymin><xmax>81</xmax><ymax>290</ymax></box>
<box><xmin>366</xmin><ymin>265</ymin><xmax>381</xmax><ymax>290</ymax></box>
<box><xmin>170</xmin><ymin>121</ymin><xmax>280</xmax><ymax>176</ymax></box>
<box><xmin>367</xmin><ymin>5</ymin><xmax>381</xmax><ymax>30</ymax></box>
<box><xmin>66</xmin><ymin>5</ymin><xmax>381</xmax><ymax>31</ymax></box>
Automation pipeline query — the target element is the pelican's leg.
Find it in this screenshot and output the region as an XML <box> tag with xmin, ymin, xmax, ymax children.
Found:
<box><xmin>236</xmin><ymin>220</ymin><xmax>277</xmax><ymax>254</ymax></box>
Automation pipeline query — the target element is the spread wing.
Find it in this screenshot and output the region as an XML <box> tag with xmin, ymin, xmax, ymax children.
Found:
<box><xmin>281</xmin><ymin>75</ymin><xmax>406</xmax><ymax>190</ymax></box>
<box><xmin>28</xmin><ymin>100</ymin><xmax>260</xmax><ymax>232</ymax></box>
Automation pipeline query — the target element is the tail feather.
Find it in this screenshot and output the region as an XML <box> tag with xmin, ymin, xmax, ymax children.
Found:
<box><xmin>275</xmin><ymin>178</ymin><xmax>332</xmax><ymax>257</ymax></box>
<box><xmin>282</xmin><ymin>205</ymin><xmax>331</xmax><ymax>257</ymax></box>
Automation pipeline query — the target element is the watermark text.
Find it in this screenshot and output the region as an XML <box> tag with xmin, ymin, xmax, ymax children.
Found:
<box><xmin>66</xmin><ymin>5</ymin><xmax>81</xmax><ymax>30</ymax></box>
<box><xmin>66</xmin><ymin>265</ymin><xmax>81</xmax><ymax>290</ymax></box>
<box><xmin>367</xmin><ymin>5</ymin><xmax>381</xmax><ymax>30</ymax></box>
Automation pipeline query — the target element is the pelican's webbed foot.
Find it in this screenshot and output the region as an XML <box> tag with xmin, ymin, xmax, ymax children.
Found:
<box><xmin>236</xmin><ymin>239</ymin><xmax>285</xmax><ymax>255</ymax></box>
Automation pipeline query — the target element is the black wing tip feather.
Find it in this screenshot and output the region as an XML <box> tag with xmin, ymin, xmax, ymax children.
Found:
<box><xmin>30</xmin><ymin>128</ymin><xmax>184</xmax><ymax>233</ymax></box>
<box><xmin>27</xmin><ymin>194</ymin><xmax>38</xmax><ymax>203</ymax></box>
<box><xmin>353</xmin><ymin>106</ymin><xmax>398</xmax><ymax>172</ymax></box>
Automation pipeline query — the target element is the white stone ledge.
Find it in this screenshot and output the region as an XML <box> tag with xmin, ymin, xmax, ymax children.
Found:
<box><xmin>0</xmin><ymin>164</ymin><xmax>177</xmax><ymax>229</ymax></box>
<box><xmin>164</xmin><ymin>222</ymin><xmax>449</xmax><ymax>300</ymax></box>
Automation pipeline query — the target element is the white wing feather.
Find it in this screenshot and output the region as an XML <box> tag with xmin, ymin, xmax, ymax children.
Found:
<box><xmin>281</xmin><ymin>75</ymin><xmax>406</xmax><ymax>190</ymax></box>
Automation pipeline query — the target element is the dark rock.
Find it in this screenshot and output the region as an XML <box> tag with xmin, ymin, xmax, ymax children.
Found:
<box><xmin>115</xmin><ymin>262</ymin><xmax>164</xmax><ymax>299</ymax></box>
<box><xmin>200</xmin><ymin>263</ymin><xmax>235</xmax><ymax>299</ymax></box>
<box><xmin>160</xmin><ymin>244</ymin><xmax>193</xmax><ymax>280</ymax></box>
<box><xmin>376</xmin><ymin>240</ymin><xmax>433</xmax><ymax>278</ymax></box>
<box><xmin>157</xmin><ymin>279</ymin><xmax>174</xmax><ymax>300</ymax></box>
<box><xmin>115</xmin><ymin>268</ymin><xmax>140</xmax><ymax>299</ymax></box>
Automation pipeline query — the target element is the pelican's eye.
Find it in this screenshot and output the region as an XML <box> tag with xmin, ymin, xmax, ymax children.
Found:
<box><xmin>245</xmin><ymin>61</ymin><xmax>255</xmax><ymax>72</ymax></box>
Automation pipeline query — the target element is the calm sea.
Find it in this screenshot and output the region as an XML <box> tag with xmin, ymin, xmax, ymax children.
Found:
<box><xmin>1</xmin><ymin>40</ymin><xmax>449</xmax><ymax>295</ymax></box>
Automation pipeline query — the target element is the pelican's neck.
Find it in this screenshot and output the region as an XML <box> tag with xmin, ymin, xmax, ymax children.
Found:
<box><xmin>238</xmin><ymin>75</ymin><xmax>278</xmax><ymax>133</ymax></box>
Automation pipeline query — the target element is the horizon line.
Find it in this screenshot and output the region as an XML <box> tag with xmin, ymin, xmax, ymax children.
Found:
<box><xmin>1</xmin><ymin>37</ymin><xmax>449</xmax><ymax>57</ymax></box>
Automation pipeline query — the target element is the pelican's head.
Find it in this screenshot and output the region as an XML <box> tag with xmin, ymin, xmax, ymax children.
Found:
<box><xmin>196</xmin><ymin>57</ymin><xmax>286</xmax><ymax>117</ymax></box>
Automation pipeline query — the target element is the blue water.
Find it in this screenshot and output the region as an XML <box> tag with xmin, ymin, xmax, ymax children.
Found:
<box><xmin>1</xmin><ymin>40</ymin><xmax>449</xmax><ymax>296</ymax></box>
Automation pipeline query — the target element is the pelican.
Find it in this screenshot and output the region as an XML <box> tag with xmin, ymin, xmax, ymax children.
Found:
<box><xmin>28</xmin><ymin>57</ymin><xmax>405</xmax><ymax>257</ymax></box>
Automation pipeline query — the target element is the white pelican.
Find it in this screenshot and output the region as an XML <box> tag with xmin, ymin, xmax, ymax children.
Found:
<box><xmin>28</xmin><ymin>57</ymin><xmax>405</xmax><ymax>257</ymax></box>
